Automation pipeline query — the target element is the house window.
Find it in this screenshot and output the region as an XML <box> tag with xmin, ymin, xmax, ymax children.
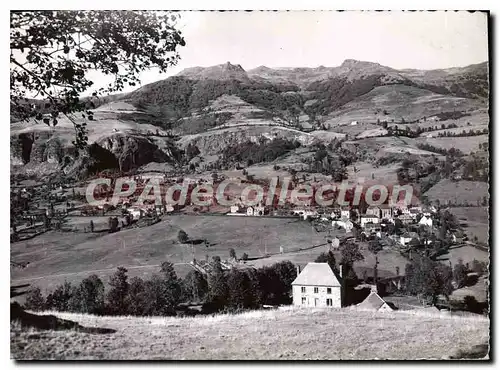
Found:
<box><xmin>327</xmin><ymin>288</ymin><xmax>332</xmax><ymax>294</ymax></box>
<box><xmin>301</xmin><ymin>297</ymin><xmax>306</xmax><ymax>305</ymax></box>
<box><xmin>301</xmin><ymin>287</ymin><xmax>306</xmax><ymax>293</ymax></box>
<box><xmin>314</xmin><ymin>287</ymin><xmax>319</xmax><ymax>293</ymax></box>
<box><xmin>326</xmin><ymin>298</ymin><xmax>333</xmax><ymax>307</ymax></box>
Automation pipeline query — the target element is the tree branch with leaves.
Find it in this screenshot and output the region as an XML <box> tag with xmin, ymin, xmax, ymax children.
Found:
<box><xmin>10</xmin><ymin>10</ymin><xmax>185</xmax><ymax>151</ymax></box>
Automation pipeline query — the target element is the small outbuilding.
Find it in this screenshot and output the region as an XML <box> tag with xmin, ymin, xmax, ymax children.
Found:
<box><xmin>357</xmin><ymin>291</ymin><xmax>394</xmax><ymax>312</ymax></box>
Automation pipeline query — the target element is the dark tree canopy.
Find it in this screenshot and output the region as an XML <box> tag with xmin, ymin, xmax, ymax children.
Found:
<box><xmin>10</xmin><ymin>10</ymin><xmax>185</xmax><ymax>149</ymax></box>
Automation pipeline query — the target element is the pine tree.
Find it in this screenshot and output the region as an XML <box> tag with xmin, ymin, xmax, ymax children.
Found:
<box><xmin>208</xmin><ymin>257</ymin><xmax>228</xmax><ymax>310</ymax></box>
<box><xmin>182</xmin><ymin>270</ymin><xmax>208</xmax><ymax>303</ymax></box>
<box><xmin>159</xmin><ymin>261</ymin><xmax>182</xmax><ymax>314</ymax></box>
<box><xmin>106</xmin><ymin>267</ymin><xmax>129</xmax><ymax>315</ymax></box>
<box><xmin>453</xmin><ymin>259</ymin><xmax>469</xmax><ymax>288</ymax></box>
<box><xmin>127</xmin><ymin>277</ymin><xmax>147</xmax><ymax>316</ymax></box>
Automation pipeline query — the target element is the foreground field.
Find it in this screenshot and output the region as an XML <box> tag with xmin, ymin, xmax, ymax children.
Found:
<box><xmin>11</xmin><ymin>307</ymin><xmax>489</xmax><ymax>360</ymax></box>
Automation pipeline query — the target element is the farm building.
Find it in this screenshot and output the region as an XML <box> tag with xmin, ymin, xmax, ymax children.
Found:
<box><xmin>340</xmin><ymin>207</ymin><xmax>351</xmax><ymax>219</ymax></box>
<box><xmin>127</xmin><ymin>207</ymin><xmax>143</xmax><ymax>221</ymax></box>
<box><xmin>332</xmin><ymin>219</ymin><xmax>353</xmax><ymax>233</ymax></box>
<box><xmin>400</xmin><ymin>232</ymin><xmax>419</xmax><ymax>246</ymax></box>
<box><xmin>292</xmin><ymin>263</ymin><xmax>342</xmax><ymax>308</ymax></box>
<box><xmin>366</xmin><ymin>206</ymin><xmax>381</xmax><ymax>217</ymax></box>
<box><xmin>357</xmin><ymin>291</ymin><xmax>394</xmax><ymax>312</ymax></box>
<box><xmin>379</xmin><ymin>204</ymin><xmax>393</xmax><ymax>220</ymax></box>
<box><xmin>397</xmin><ymin>214</ymin><xmax>414</xmax><ymax>225</ymax></box>
<box><xmin>360</xmin><ymin>215</ymin><xmax>379</xmax><ymax>228</ymax></box>
<box><xmin>419</xmin><ymin>215</ymin><xmax>433</xmax><ymax>227</ymax></box>
<box><xmin>293</xmin><ymin>209</ymin><xmax>318</xmax><ymax>220</ymax></box>
<box><xmin>247</xmin><ymin>205</ymin><xmax>265</xmax><ymax>216</ymax></box>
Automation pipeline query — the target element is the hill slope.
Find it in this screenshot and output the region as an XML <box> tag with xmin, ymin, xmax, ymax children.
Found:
<box><xmin>11</xmin><ymin>307</ymin><xmax>489</xmax><ymax>360</ymax></box>
<box><xmin>10</xmin><ymin>59</ymin><xmax>489</xmax><ymax>180</ymax></box>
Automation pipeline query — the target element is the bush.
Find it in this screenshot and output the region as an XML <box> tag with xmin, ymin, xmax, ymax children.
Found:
<box><xmin>108</xmin><ymin>217</ymin><xmax>119</xmax><ymax>233</ymax></box>
<box><xmin>471</xmin><ymin>259</ymin><xmax>488</xmax><ymax>276</ymax></box>
<box><xmin>46</xmin><ymin>282</ymin><xmax>73</xmax><ymax>312</ymax></box>
<box><xmin>241</xmin><ymin>253</ymin><xmax>249</xmax><ymax>261</ymax></box>
<box><xmin>177</xmin><ymin>230</ymin><xmax>189</xmax><ymax>243</ymax></box>
<box><xmin>24</xmin><ymin>287</ymin><xmax>45</xmax><ymax>311</ymax></box>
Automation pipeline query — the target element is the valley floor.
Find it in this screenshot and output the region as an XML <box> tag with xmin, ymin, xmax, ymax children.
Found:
<box><xmin>11</xmin><ymin>307</ymin><xmax>489</xmax><ymax>360</ymax></box>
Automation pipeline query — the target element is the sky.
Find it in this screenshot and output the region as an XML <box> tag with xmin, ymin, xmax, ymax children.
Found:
<box><xmin>113</xmin><ymin>10</ymin><xmax>488</xmax><ymax>92</ymax></box>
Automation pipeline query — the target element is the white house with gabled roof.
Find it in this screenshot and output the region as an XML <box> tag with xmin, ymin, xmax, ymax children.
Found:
<box><xmin>419</xmin><ymin>215</ymin><xmax>433</xmax><ymax>227</ymax></box>
<box><xmin>292</xmin><ymin>263</ymin><xmax>342</xmax><ymax>308</ymax></box>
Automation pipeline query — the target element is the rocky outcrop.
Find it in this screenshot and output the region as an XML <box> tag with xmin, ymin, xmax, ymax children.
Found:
<box><xmin>96</xmin><ymin>133</ymin><xmax>174</xmax><ymax>172</ymax></box>
<box><xmin>10</xmin><ymin>133</ymin><xmax>64</xmax><ymax>166</ymax></box>
<box><xmin>62</xmin><ymin>143</ymin><xmax>119</xmax><ymax>179</ymax></box>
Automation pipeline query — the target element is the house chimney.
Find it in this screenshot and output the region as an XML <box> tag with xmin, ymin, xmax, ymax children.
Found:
<box><xmin>296</xmin><ymin>264</ymin><xmax>301</xmax><ymax>276</ymax></box>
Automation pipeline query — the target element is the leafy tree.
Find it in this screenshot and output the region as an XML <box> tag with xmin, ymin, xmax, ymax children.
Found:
<box><xmin>340</xmin><ymin>241</ymin><xmax>364</xmax><ymax>266</ymax></box>
<box><xmin>368</xmin><ymin>238</ymin><xmax>383</xmax><ymax>255</ymax></box>
<box><xmin>245</xmin><ymin>268</ymin><xmax>262</xmax><ymax>308</ymax></box>
<box><xmin>108</xmin><ymin>217</ymin><xmax>119</xmax><ymax>233</ymax></box>
<box><xmin>463</xmin><ymin>295</ymin><xmax>481</xmax><ymax>313</ymax></box>
<box><xmin>177</xmin><ymin>229</ymin><xmax>189</xmax><ymax>243</ymax></box>
<box><xmin>471</xmin><ymin>259</ymin><xmax>488</xmax><ymax>276</ymax></box>
<box><xmin>453</xmin><ymin>259</ymin><xmax>469</xmax><ymax>288</ymax></box>
<box><xmin>257</xmin><ymin>266</ymin><xmax>281</xmax><ymax>305</ymax></box>
<box><xmin>339</xmin><ymin>241</ymin><xmax>364</xmax><ymax>300</ymax></box>
<box><xmin>229</xmin><ymin>248</ymin><xmax>237</xmax><ymax>260</ymax></box>
<box><xmin>69</xmin><ymin>274</ymin><xmax>105</xmax><ymax>314</ymax></box>
<box><xmin>106</xmin><ymin>267</ymin><xmax>129</xmax><ymax>315</ymax></box>
<box><xmin>226</xmin><ymin>268</ymin><xmax>253</xmax><ymax>310</ymax></box>
<box><xmin>11</xmin><ymin>10</ymin><xmax>185</xmax><ymax>150</ymax></box>
<box><xmin>45</xmin><ymin>281</ymin><xmax>73</xmax><ymax>311</ymax></box>
<box><xmin>315</xmin><ymin>251</ymin><xmax>338</xmax><ymax>274</ymax></box>
<box><xmin>141</xmin><ymin>263</ymin><xmax>181</xmax><ymax>316</ymax></box>
<box><xmin>241</xmin><ymin>253</ymin><xmax>249</xmax><ymax>261</ymax></box>
<box><xmin>405</xmin><ymin>256</ymin><xmax>453</xmax><ymax>304</ymax></box>
<box><xmin>24</xmin><ymin>287</ymin><xmax>45</xmax><ymax>311</ymax></box>
<box><xmin>89</xmin><ymin>220</ymin><xmax>95</xmax><ymax>232</ymax></box>
<box><xmin>273</xmin><ymin>261</ymin><xmax>297</xmax><ymax>289</ymax></box>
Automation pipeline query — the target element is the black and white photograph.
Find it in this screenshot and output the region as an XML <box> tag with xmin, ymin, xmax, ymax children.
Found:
<box><xmin>9</xmin><ymin>8</ymin><xmax>491</xmax><ymax>360</ymax></box>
